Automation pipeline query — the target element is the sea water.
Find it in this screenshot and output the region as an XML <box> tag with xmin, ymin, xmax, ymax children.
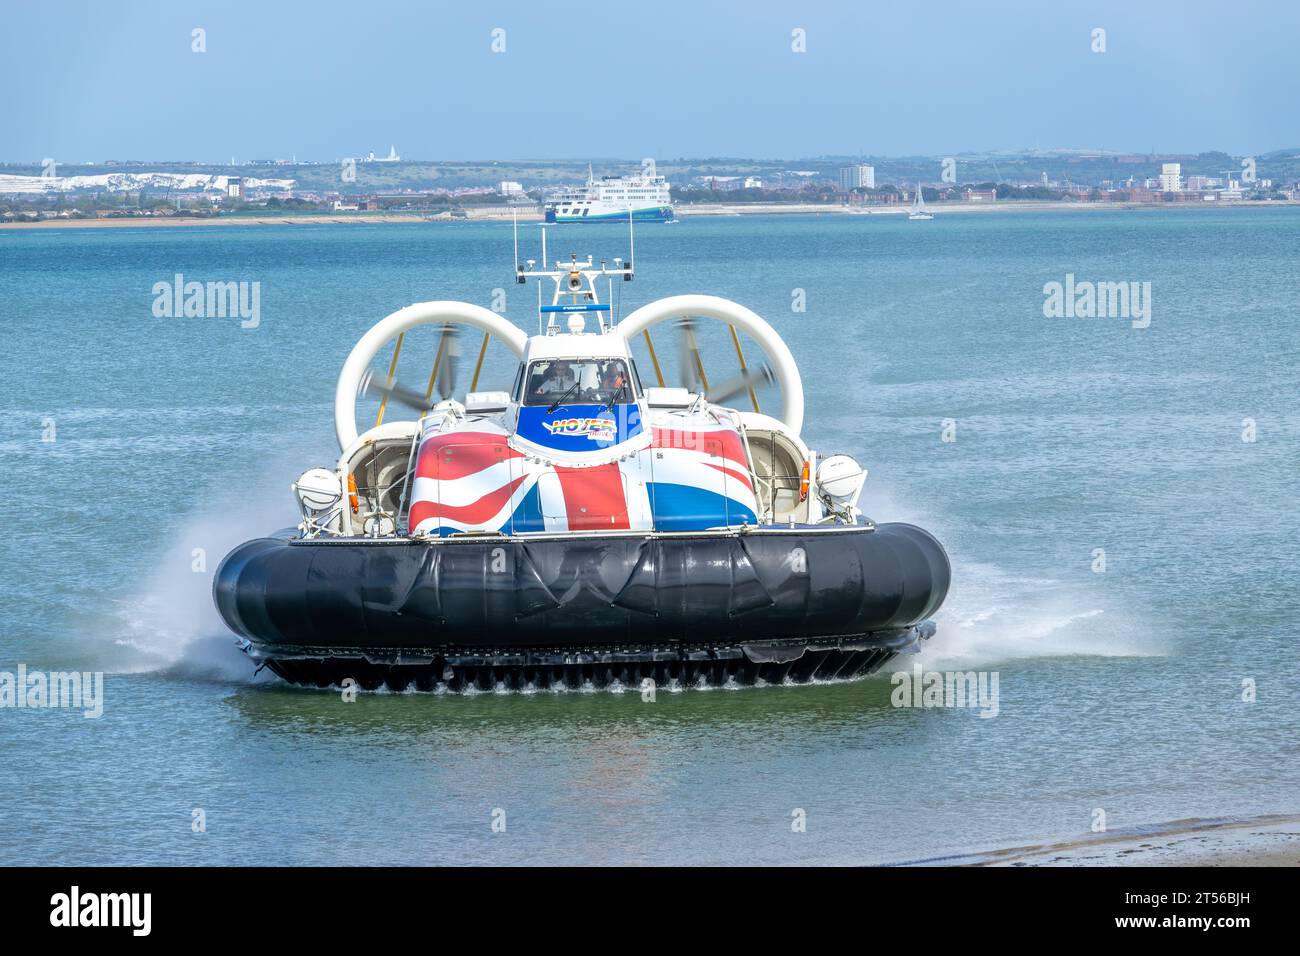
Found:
<box><xmin>1</xmin><ymin>208</ymin><xmax>1296</xmax><ymax>864</ymax></box>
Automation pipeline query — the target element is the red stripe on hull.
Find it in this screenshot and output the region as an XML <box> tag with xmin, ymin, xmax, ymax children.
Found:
<box><xmin>652</xmin><ymin>427</ymin><xmax>749</xmax><ymax>472</ymax></box>
<box><xmin>704</xmin><ymin>461</ymin><xmax>754</xmax><ymax>493</ymax></box>
<box><xmin>409</xmin><ymin>475</ymin><xmax>526</xmax><ymax>529</ymax></box>
<box><xmin>416</xmin><ymin>434</ymin><xmax>522</xmax><ymax>482</ymax></box>
<box><xmin>553</xmin><ymin>464</ymin><xmax>630</xmax><ymax>530</ymax></box>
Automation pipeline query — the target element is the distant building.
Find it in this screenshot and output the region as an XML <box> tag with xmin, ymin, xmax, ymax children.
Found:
<box><xmin>698</xmin><ymin>176</ymin><xmax>763</xmax><ymax>190</ymax></box>
<box><xmin>1160</xmin><ymin>163</ymin><xmax>1182</xmax><ymax>192</ymax></box>
<box><xmin>963</xmin><ymin>188</ymin><xmax>997</xmax><ymax>202</ymax></box>
<box><xmin>1121</xmin><ymin>188</ymin><xmax>1158</xmax><ymax>202</ymax></box>
<box><xmin>225</xmin><ymin>177</ymin><xmax>244</xmax><ymax>200</ymax></box>
<box><xmin>846</xmin><ymin>190</ymin><xmax>902</xmax><ymax>206</ymax></box>
<box><xmin>499</xmin><ymin>181</ymin><xmax>524</xmax><ymax>197</ymax></box>
<box><xmin>839</xmin><ymin>164</ymin><xmax>875</xmax><ymax>190</ymax></box>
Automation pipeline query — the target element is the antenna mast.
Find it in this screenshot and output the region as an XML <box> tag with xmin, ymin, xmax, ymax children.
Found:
<box><xmin>627</xmin><ymin>208</ymin><xmax>635</xmax><ymax>278</ymax></box>
<box><xmin>514</xmin><ymin>232</ymin><xmax>634</xmax><ymax>335</ymax></box>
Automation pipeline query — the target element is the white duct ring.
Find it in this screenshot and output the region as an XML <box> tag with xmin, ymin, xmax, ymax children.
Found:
<box><xmin>616</xmin><ymin>294</ymin><xmax>804</xmax><ymax>435</ymax></box>
<box><xmin>335</xmin><ymin>300</ymin><xmax>528</xmax><ymax>451</ymax></box>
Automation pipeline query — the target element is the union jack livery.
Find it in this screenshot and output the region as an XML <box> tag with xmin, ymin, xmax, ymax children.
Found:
<box><xmin>408</xmin><ymin>420</ymin><xmax>758</xmax><ymax>537</ymax></box>
<box><xmin>214</xmin><ymin>231</ymin><xmax>950</xmax><ymax>692</ymax></box>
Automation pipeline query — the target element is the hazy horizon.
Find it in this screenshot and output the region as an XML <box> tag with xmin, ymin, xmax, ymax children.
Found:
<box><xmin>1</xmin><ymin>146</ymin><xmax>1292</xmax><ymax>167</ymax></box>
<box><xmin>3</xmin><ymin>0</ymin><xmax>1297</xmax><ymax>162</ymax></box>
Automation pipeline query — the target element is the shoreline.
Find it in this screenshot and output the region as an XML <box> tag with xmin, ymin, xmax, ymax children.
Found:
<box><xmin>3</xmin><ymin>199</ymin><xmax>1297</xmax><ymax>231</ymax></box>
<box><xmin>894</xmin><ymin>813</ymin><xmax>1300</xmax><ymax>867</ymax></box>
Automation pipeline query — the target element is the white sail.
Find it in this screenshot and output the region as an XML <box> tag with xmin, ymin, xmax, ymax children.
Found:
<box><xmin>909</xmin><ymin>183</ymin><xmax>933</xmax><ymax>220</ymax></box>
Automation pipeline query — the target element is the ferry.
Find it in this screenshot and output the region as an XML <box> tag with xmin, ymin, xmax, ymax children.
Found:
<box><xmin>545</xmin><ymin>166</ymin><xmax>674</xmax><ymax>223</ymax></box>
<box><xmin>213</xmin><ymin>222</ymin><xmax>950</xmax><ymax>691</ymax></box>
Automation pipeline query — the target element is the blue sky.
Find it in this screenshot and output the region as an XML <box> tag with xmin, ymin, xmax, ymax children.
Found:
<box><xmin>2</xmin><ymin>0</ymin><xmax>1295</xmax><ymax>161</ymax></box>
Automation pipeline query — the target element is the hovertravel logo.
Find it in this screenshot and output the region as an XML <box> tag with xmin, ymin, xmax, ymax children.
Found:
<box><xmin>0</xmin><ymin>665</ymin><xmax>103</xmax><ymax>718</ymax></box>
<box><xmin>151</xmin><ymin>273</ymin><xmax>260</xmax><ymax>329</ymax></box>
<box><xmin>543</xmin><ymin>417</ymin><xmax>617</xmax><ymax>441</ymax></box>
<box><xmin>1042</xmin><ymin>273</ymin><xmax>1151</xmax><ymax>329</ymax></box>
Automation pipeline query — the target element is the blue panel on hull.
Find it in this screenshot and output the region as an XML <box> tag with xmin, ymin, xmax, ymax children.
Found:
<box><xmin>647</xmin><ymin>482</ymin><xmax>756</xmax><ymax>532</ymax></box>
<box><xmin>509</xmin><ymin>481</ymin><xmax>545</xmax><ymax>534</ymax></box>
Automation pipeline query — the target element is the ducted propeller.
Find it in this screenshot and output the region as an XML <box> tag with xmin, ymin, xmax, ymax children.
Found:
<box><xmin>705</xmin><ymin>363</ymin><xmax>775</xmax><ymax>405</ymax></box>
<box><xmin>362</xmin><ymin>324</ymin><xmax>462</xmax><ymax>414</ymax></box>
<box><xmin>663</xmin><ymin>316</ymin><xmax>774</xmax><ymax>411</ymax></box>
<box><xmin>360</xmin><ymin>371</ymin><xmax>432</xmax><ymax>412</ymax></box>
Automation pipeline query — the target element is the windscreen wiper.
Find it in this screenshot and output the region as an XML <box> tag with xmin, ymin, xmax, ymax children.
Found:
<box><xmin>547</xmin><ymin>381</ymin><xmax>580</xmax><ymax>414</ymax></box>
<box><xmin>604</xmin><ymin>382</ymin><xmax>627</xmax><ymax>411</ymax></box>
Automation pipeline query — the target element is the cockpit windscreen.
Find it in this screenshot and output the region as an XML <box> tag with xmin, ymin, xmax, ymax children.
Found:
<box><xmin>523</xmin><ymin>359</ymin><xmax>633</xmax><ymax>406</ymax></box>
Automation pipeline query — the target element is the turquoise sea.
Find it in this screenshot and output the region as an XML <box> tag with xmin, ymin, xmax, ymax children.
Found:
<box><xmin>1</xmin><ymin>208</ymin><xmax>1297</xmax><ymax>865</ymax></box>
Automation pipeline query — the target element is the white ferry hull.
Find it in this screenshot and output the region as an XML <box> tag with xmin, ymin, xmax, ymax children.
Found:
<box><xmin>546</xmin><ymin>203</ymin><xmax>674</xmax><ymax>223</ymax></box>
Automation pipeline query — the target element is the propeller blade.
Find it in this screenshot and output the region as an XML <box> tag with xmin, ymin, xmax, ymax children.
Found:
<box><xmin>674</xmin><ymin>317</ymin><xmax>708</xmax><ymax>393</ymax></box>
<box><xmin>706</xmin><ymin>364</ymin><xmax>775</xmax><ymax>405</ymax></box>
<box><xmin>361</xmin><ymin>371</ymin><xmax>437</xmax><ymax>413</ymax></box>
<box><xmin>437</xmin><ymin>325</ymin><xmax>461</xmax><ymax>400</ymax></box>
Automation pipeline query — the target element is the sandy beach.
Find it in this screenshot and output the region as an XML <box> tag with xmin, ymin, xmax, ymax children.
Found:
<box><xmin>5</xmin><ymin>199</ymin><xmax>1295</xmax><ymax>231</ymax></box>
<box><xmin>897</xmin><ymin>814</ymin><xmax>1300</xmax><ymax>867</ymax></box>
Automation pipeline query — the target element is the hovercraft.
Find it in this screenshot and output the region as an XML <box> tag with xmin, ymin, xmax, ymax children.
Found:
<box><xmin>214</xmin><ymin>226</ymin><xmax>950</xmax><ymax>691</ymax></box>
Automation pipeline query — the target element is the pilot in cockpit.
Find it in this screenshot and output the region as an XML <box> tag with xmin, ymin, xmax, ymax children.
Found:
<box><xmin>599</xmin><ymin>362</ymin><xmax>626</xmax><ymax>393</ymax></box>
<box><xmin>533</xmin><ymin>360</ymin><xmax>576</xmax><ymax>397</ymax></box>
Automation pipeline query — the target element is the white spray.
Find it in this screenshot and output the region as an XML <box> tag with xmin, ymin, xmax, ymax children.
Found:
<box><xmin>857</xmin><ymin>480</ymin><xmax>1162</xmax><ymax>670</ymax></box>
<box><xmin>106</xmin><ymin>452</ymin><xmax>308</xmax><ymax>682</ymax></box>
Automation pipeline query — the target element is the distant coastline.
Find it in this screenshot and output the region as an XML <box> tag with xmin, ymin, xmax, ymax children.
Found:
<box><xmin>4</xmin><ymin>198</ymin><xmax>1297</xmax><ymax>230</ymax></box>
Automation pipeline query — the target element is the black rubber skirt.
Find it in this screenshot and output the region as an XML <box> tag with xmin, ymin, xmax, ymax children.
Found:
<box><xmin>213</xmin><ymin>522</ymin><xmax>950</xmax><ymax>689</ymax></box>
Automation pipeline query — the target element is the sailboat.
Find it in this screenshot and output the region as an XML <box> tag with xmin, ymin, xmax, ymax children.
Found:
<box><xmin>909</xmin><ymin>183</ymin><xmax>934</xmax><ymax>220</ymax></box>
